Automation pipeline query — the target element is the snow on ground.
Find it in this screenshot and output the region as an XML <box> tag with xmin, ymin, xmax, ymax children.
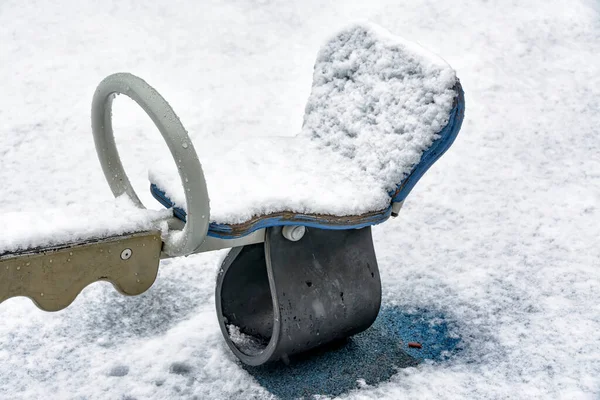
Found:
<box><xmin>1</xmin><ymin>0</ymin><xmax>599</xmax><ymax>399</ymax></box>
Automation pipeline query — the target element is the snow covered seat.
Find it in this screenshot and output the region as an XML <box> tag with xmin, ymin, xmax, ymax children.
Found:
<box><xmin>149</xmin><ymin>22</ymin><xmax>465</xmax><ymax>239</ymax></box>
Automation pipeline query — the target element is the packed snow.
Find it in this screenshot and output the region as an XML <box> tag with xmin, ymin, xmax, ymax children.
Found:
<box><xmin>1</xmin><ymin>0</ymin><xmax>599</xmax><ymax>399</ymax></box>
<box><xmin>227</xmin><ymin>324</ymin><xmax>268</xmax><ymax>356</ymax></box>
<box><xmin>0</xmin><ymin>196</ymin><xmax>169</xmax><ymax>255</ymax></box>
<box><xmin>150</xmin><ymin>22</ymin><xmax>458</xmax><ymax>224</ymax></box>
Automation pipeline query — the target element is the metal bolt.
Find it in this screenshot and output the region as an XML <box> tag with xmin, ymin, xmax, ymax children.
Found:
<box><xmin>391</xmin><ymin>201</ymin><xmax>404</xmax><ymax>218</ymax></box>
<box><xmin>120</xmin><ymin>248</ymin><xmax>132</xmax><ymax>260</ymax></box>
<box><xmin>282</xmin><ymin>226</ymin><xmax>306</xmax><ymax>242</ymax></box>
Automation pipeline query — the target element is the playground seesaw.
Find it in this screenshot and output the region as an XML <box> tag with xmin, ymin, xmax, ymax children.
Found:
<box><xmin>0</xmin><ymin>22</ymin><xmax>464</xmax><ymax>366</ymax></box>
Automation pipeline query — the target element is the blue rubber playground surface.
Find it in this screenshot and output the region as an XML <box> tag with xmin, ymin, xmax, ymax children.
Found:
<box><xmin>247</xmin><ymin>307</ymin><xmax>461</xmax><ymax>399</ymax></box>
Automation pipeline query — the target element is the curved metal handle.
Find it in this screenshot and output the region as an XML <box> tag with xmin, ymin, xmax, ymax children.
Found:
<box><xmin>91</xmin><ymin>72</ymin><xmax>210</xmax><ymax>257</ymax></box>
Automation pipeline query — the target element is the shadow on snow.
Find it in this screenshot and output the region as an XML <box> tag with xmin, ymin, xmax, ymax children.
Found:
<box><xmin>245</xmin><ymin>306</ymin><xmax>462</xmax><ymax>399</ymax></box>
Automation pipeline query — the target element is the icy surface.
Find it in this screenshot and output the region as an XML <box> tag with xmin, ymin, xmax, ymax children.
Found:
<box><xmin>0</xmin><ymin>196</ymin><xmax>170</xmax><ymax>255</ymax></box>
<box><xmin>1</xmin><ymin>0</ymin><xmax>599</xmax><ymax>399</ymax></box>
<box><xmin>149</xmin><ymin>22</ymin><xmax>457</xmax><ymax>224</ymax></box>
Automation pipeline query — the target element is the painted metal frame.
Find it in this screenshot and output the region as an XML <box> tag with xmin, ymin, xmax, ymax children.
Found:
<box><xmin>91</xmin><ymin>73</ymin><xmax>210</xmax><ymax>257</ymax></box>
<box><xmin>0</xmin><ymin>231</ymin><xmax>162</xmax><ymax>311</ymax></box>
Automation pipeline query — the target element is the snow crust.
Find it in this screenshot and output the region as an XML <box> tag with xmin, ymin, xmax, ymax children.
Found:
<box><xmin>1</xmin><ymin>1</ymin><xmax>599</xmax><ymax>399</ymax></box>
<box><xmin>149</xmin><ymin>22</ymin><xmax>457</xmax><ymax>224</ymax></box>
<box><xmin>0</xmin><ymin>196</ymin><xmax>169</xmax><ymax>255</ymax></box>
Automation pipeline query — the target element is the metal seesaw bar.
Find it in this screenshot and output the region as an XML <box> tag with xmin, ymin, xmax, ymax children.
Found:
<box><xmin>0</xmin><ymin>231</ymin><xmax>162</xmax><ymax>311</ymax></box>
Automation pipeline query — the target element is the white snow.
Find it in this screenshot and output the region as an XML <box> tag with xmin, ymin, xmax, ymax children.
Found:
<box><xmin>149</xmin><ymin>22</ymin><xmax>457</xmax><ymax>224</ymax></box>
<box><xmin>227</xmin><ymin>324</ymin><xmax>267</xmax><ymax>356</ymax></box>
<box><xmin>1</xmin><ymin>1</ymin><xmax>599</xmax><ymax>399</ymax></box>
<box><xmin>0</xmin><ymin>196</ymin><xmax>170</xmax><ymax>255</ymax></box>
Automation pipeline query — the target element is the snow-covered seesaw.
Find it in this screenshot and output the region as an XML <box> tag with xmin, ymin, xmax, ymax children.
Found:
<box><xmin>0</xmin><ymin>22</ymin><xmax>464</xmax><ymax>366</ymax></box>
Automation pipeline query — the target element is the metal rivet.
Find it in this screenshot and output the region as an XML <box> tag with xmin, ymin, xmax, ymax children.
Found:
<box><xmin>120</xmin><ymin>249</ymin><xmax>132</xmax><ymax>260</ymax></box>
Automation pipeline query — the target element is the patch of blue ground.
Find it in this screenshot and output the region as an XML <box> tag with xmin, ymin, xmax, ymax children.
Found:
<box><xmin>245</xmin><ymin>306</ymin><xmax>462</xmax><ymax>399</ymax></box>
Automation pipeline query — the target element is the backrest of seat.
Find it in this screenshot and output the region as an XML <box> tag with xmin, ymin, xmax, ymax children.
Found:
<box><xmin>301</xmin><ymin>22</ymin><xmax>460</xmax><ymax>194</ymax></box>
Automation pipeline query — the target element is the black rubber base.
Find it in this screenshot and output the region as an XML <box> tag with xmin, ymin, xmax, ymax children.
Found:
<box><xmin>215</xmin><ymin>226</ymin><xmax>382</xmax><ymax>366</ymax></box>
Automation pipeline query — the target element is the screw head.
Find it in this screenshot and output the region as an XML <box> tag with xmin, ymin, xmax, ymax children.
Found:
<box><xmin>120</xmin><ymin>248</ymin><xmax>132</xmax><ymax>260</ymax></box>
